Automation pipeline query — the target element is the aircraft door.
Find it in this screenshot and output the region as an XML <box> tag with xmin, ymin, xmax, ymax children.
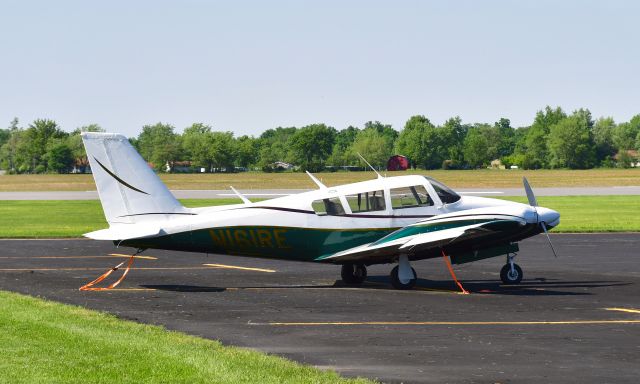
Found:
<box><xmin>389</xmin><ymin>185</ymin><xmax>439</xmax><ymax>226</ymax></box>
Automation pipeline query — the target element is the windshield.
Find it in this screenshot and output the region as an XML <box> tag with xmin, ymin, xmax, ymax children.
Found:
<box><xmin>424</xmin><ymin>177</ymin><xmax>461</xmax><ymax>204</ymax></box>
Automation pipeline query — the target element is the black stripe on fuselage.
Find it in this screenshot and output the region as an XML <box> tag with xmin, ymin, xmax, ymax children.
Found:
<box><xmin>93</xmin><ymin>156</ymin><xmax>150</xmax><ymax>195</ymax></box>
<box><xmin>237</xmin><ymin>206</ymin><xmax>435</xmax><ymax>219</ymax></box>
<box><xmin>117</xmin><ymin>212</ymin><xmax>197</xmax><ymax>218</ymax></box>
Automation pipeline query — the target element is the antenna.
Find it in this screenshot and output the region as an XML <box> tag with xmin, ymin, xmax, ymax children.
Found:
<box><xmin>305</xmin><ymin>171</ymin><xmax>327</xmax><ymax>189</ymax></box>
<box><xmin>357</xmin><ymin>152</ymin><xmax>383</xmax><ymax>179</ymax></box>
<box><xmin>229</xmin><ymin>186</ymin><xmax>251</xmax><ymax>204</ymax></box>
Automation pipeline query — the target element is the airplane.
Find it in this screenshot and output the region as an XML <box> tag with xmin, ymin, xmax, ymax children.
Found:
<box><xmin>80</xmin><ymin>132</ymin><xmax>560</xmax><ymax>291</ymax></box>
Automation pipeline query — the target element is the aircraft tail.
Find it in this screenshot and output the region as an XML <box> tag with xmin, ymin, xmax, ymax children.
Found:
<box><xmin>82</xmin><ymin>132</ymin><xmax>189</xmax><ymax>225</ymax></box>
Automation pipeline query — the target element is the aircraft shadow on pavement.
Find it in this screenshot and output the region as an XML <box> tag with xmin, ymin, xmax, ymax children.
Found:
<box><xmin>141</xmin><ymin>285</ymin><xmax>226</xmax><ymax>292</ymax></box>
<box><xmin>141</xmin><ymin>278</ymin><xmax>630</xmax><ymax>296</ymax></box>
<box><xmin>365</xmin><ymin>276</ymin><xmax>630</xmax><ymax>296</ymax></box>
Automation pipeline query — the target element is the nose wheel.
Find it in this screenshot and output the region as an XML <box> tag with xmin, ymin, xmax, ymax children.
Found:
<box><xmin>500</xmin><ymin>254</ymin><xmax>523</xmax><ymax>284</ymax></box>
<box><xmin>341</xmin><ymin>263</ymin><xmax>367</xmax><ymax>285</ymax></box>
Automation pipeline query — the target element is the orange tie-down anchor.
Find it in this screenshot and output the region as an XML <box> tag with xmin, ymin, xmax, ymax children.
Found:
<box><xmin>441</xmin><ymin>248</ymin><xmax>469</xmax><ymax>294</ymax></box>
<box><xmin>79</xmin><ymin>248</ymin><xmax>145</xmax><ymax>291</ymax></box>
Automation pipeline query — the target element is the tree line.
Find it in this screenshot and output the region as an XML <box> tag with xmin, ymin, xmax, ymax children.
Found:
<box><xmin>1</xmin><ymin>106</ymin><xmax>639</xmax><ymax>174</ymax></box>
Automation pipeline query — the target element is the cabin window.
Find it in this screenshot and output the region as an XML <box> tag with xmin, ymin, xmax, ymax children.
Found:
<box><xmin>312</xmin><ymin>197</ymin><xmax>345</xmax><ymax>216</ymax></box>
<box><xmin>427</xmin><ymin>178</ymin><xmax>461</xmax><ymax>204</ymax></box>
<box><xmin>390</xmin><ymin>185</ymin><xmax>433</xmax><ymax>209</ymax></box>
<box><xmin>345</xmin><ymin>190</ymin><xmax>386</xmax><ymax>213</ymax></box>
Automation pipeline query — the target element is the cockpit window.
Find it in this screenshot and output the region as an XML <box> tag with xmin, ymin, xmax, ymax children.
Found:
<box><xmin>312</xmin><ymin>197</ymin><xmax>345</xmax><ymax>216</ymax></box>
<box><xmin>390</xmin><ymin>185</ymin><xmax>433</xmax><ymax>209</ymax></box>
<box><xmin>345</xmin><ymin>190</ymin><xmax>386</xmax><ymax>213</ymax></box>
<box><xmin>425</xmin><ymin>177</ymin><xmax>461</xmax><ymax>204</ymax></box>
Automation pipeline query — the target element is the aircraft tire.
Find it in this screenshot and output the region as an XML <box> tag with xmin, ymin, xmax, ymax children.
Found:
<box><xmin>500</xmin><ymin>263</ymin><xmax>523</xmax><ymax>284</ymax></box>
<box><xmin>390</xmin><ymin>266</ymin><xmax>417</xmax><ymax>290</ymax></box>
<box><xmin>341</xmin><ymin>263</ymin><xmax>367</xmax><ymax>285</ymax></box>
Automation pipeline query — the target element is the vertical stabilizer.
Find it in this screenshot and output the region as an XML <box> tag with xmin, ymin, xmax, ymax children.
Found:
<box><xmin>82</xmin><ymin>132</ymin><xmax>188</xmax><ymax>225</ymax></box>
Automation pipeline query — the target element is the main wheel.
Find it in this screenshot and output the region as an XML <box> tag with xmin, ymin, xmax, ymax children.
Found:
<box><xmin>341</xmin><ymin>263</ymin><xmax>367</xmax><ymax>285</ymax></box>
<box><xmin>390</xmin><ymin>265</ymin><xmax>417</xmax><ymax>290</ymax></box>
<box><xmin>500</xmin><ymin>263</ymin><xmax>523</xmax><ymax>285</ymax></box>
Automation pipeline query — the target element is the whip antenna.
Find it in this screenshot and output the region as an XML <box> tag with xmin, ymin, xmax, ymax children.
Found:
<box><xmin>357</xmin><ymin>153</ymin><xmax>383</xmax><ymax>179</ymax></box>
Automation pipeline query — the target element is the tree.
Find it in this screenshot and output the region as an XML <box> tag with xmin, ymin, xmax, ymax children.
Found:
<box><xmin>441</xmin><ymin>116</ymin><xmax>468</xmax><ymax>164</ymax></box>
<box><xmin>136</xmin><ymin>123</ymin><xmax>182</xmax><ymax>171</ymax></box>
<box><xmin>45</xmin><ymin>141</ymin><xmax>74</xmax><ymax>173</ymax></box>
<box><xmin>494</xmin><ymin>118</ymin><xmax>515</xmax><ymax>158</ymax></box>
<box><xmin>363</xmin><ymin>121</ymin><xmax>398</xmax><ymax>142</ymax></box>
<box><xmin>182</xmin><ymin>123</ymin><xmax>213</xmax><ymax>170</ymax></box>
<box><xmin>519</xmin><ymin>106</ymin><xmax>567</xmax><ymax>169</ymax></box>
<box><xmin>612</xmin><ymin>115</ymin><xmax>640</xmax><ymax>150</ymax></box>
<box><xmin>327</xmin><ymin>126</ymin><xmax>360</xmax><ymax>166</ymax></box>
<box><xmin>287</xmin><ymin>124</ymin><xmax>336</xmax><ymax>172</ymax></box>
<box><xmin>395</xmin><ymin>115</ymin><xmax>448</xmax><ymax>169</ymax></box>
<box><xmin>207</xmin><ymin>131</ymin><xmax>236</xmax><ymax>172</ymax></box>
<box><xmin>0</xmin><ymin>118</ymin><xmax>20</xmax><ymax>171</ymax></box>
<box><xmin>349</xmin><ymin>128</ymin><xmax>394</xmax><ymax>169</ymax></box>
<box><xmin>257</xmin><ymin>127</ymin><xmax>297</xmax><ymax>171</ymax></box>
<box><xmin>592</xmin><ymin>117</ymin><xmax>616</xmax><ymax>163</ymax></box>
<box><xmin>23</xmin><ymin>119</ymin><xmax>68</xmax><ymax>172</ymax></box>
<box><xmin>463</xmin><ymin>128</ymin><xmax>490</xmax><ymax>168</ymax></box>
<box><xmin>235</xmin><ymin>135</ymin><xmax>258</xmax><ymax>169</ymax></box>
<box><xmin>547</xmin><ymin>113</ymin><xmax>596</xmax><ymax>169</ymax></box>
<box><xmin>181</xmin><ymin>123</ymin><xmax>236</xmax><ymax>172</ymax></box>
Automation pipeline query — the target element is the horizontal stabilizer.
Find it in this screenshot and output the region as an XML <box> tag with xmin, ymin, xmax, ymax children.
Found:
<box><xmin>84</xmin><ymin>225</ymin><xmax>162</xmax><ymax>241</ymax></box>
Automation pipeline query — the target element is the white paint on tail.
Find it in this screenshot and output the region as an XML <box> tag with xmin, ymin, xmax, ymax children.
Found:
<box><xmin>82</xmin><ymin>132</ymin><xmax>189</xmax><ymax>225</ymax></box>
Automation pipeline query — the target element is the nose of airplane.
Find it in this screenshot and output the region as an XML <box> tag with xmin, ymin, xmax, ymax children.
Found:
<box><xmin>536</xmin><ymin>207</ymin><xmax>560</xmax><ymax>227</ymax></box>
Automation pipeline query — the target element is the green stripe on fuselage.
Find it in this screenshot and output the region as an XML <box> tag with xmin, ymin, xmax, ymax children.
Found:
<box><xmin>372</xmin><ymin>218</ymin><xmax>496</xmax><ymax>245</ymax></box>
<box><xmin>121</xmin><ymin>226</ymin><xmax>397</xmax><ymax>262</ymax></box>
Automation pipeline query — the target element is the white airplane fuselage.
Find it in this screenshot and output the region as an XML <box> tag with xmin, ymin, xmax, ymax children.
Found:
<box><xmin>115</xmin><ymin>175</ymin><xmax>560</xmax><ymax>264</ymax></box>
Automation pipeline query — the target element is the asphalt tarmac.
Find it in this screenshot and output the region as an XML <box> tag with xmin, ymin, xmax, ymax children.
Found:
<box><xmin>1</xmin><ymin>234</ymin><xmax>639</xmax><ymax>383</ymax></box>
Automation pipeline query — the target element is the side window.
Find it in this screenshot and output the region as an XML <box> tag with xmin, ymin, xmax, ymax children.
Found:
<box><xmin>312</xmin><ymin>197</ymin><xmax>345</xmax><ymax>216</ymax></box>
<box><xmin>345</xmin><ymin>190</ymin><xmax>386</xmax><ymax>213</ymax></box>
<box><xmin>390</xmin><ymin>185</ymin><xmax>433</xmax><ymax>209</ymax></box>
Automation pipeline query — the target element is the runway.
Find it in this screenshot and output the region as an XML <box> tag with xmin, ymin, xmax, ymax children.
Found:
<box><xmin>0</xmin><ymin>234</ymin><xmax>639</xmax><ymax>383</ymax></box>
<box><xmin>0</xmin><ymin>186</ymin><xmax>639</xmax><ymax>200</ymax></box>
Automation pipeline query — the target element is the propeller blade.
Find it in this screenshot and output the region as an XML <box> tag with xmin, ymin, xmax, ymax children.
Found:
<box><xmin>523</xmin><ymin>177</ymin><xmax>537</xmax><ymax>207</ymax></box>
<box><xmin>540</xmin><ymin>221</ymin><xmax>558</xmax><ymax>258</ymax></box>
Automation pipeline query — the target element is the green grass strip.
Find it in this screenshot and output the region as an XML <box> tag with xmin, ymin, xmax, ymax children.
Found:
<box><xmin>0</xmin><ymin>199</ymin><xmax>243</xmax><ymax>238</ymax></box>
<box><xmin>0</xmin><ymin>196</ymin><xmax>638</xmax><ymax>238</ymax></box>
<box><xmin>0</xmin><ymin>290</ymin><xmax>372</xmax><ymax>384</ymax></box>
<box><xmin>496</xmin><ymin>196</ymin><xmax>640</xmax><ymax>232</ymax></box>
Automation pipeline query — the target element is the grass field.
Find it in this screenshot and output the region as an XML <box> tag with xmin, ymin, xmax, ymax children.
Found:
<box><xmin>0</xmin><ymin>199</ymin><xmax>241</xmax><ymax>238</ymax></box>
<box><xmin>497</xmin><ymin>196</ymin><xmax>640</xmax><ymax>232</ymax></box>
<box><xmin>0</xmin><ymin>168</ymin><xmax>639</xmax><ymax>191</ymax></box>
<box><xmin>0</xmin><ymin>290</ymin><xmax>371</xmax><ymax>384</ymax></box>
<box><xmin>0</xmin><ymin>196</ymin><xmax>638</xmax><ymax>238</ymax></box>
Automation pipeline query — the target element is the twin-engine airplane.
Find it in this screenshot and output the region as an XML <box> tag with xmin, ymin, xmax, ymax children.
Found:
<box><xmin>81</xmin><ymin>132</ymin><xmax>560</xmax><ymax>290</ymax></box>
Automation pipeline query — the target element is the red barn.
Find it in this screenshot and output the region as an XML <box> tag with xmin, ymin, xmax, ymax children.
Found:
<box><xmin>387</xmin><ymin>155</ymin><xmax>409</xmax><ymax>171</ymax></box>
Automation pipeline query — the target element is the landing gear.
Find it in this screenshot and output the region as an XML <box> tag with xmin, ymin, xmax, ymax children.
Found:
<box><xmin>341</xmin><ymin>263</ymin><xmax>367</xmax><ymax>284</ymax></box>
<box><xmin>500</xmin><ymin>254</ymin><xmax>523</xmax><ymax>284</ymax></box>
<box><xmin>390</xmin><ymin>255</ymin><xmax>417</xmax><ymax>290</ymax></box>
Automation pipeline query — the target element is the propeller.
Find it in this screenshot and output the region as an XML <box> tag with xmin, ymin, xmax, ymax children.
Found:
<box><xmin>523</xmin><ymin>177</ymin><xmax>558</xmax><ymax>258</ymax></box>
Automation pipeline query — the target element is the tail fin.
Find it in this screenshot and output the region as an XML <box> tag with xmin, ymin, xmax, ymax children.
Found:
<box><xmin>82</xmin><ymin>132</ymin><xmax>189</xmax><ymax>225</ymax></box>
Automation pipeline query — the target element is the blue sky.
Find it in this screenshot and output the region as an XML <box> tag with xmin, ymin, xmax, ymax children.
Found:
<box><xmin>1</xmin><ymin>0</ymin><xmax>638</xmax><ymax>137</ymax></box>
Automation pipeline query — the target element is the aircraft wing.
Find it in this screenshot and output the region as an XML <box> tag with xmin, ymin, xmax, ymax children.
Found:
<box><xmin>318</xmin><ymin>217</ymin><xmax>525</xmax><ymax>264</ymax></box>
